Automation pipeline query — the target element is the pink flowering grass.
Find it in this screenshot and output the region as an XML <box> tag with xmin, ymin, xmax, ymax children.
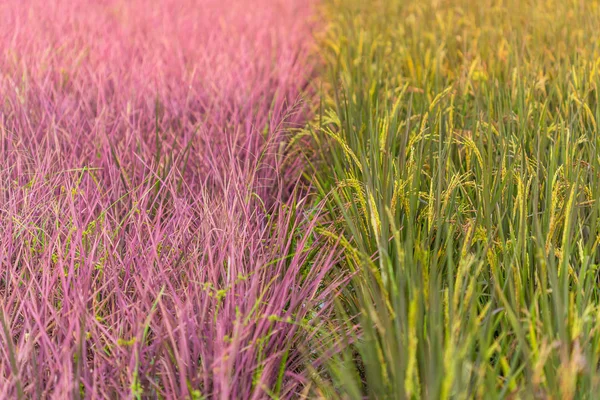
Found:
<box><xmin>0</xmin><ymin>1</ymin><xmax>341</xmax><ymax>398</ymax></box>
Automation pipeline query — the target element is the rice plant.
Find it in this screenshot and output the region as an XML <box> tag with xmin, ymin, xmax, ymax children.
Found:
<box><xmin>311</xmin><ymin>0</ymin><xmax>600</xmax><ymax>398</ymax></box>
<box><xmin>4</xmin><ymin>0</ymin><xmax>600</xmax><ymax>398</ymax></box>
<box><xmin>0</xmin><ymin>0</ymin><xmax>338</xmax><ymax>397</ymax></box>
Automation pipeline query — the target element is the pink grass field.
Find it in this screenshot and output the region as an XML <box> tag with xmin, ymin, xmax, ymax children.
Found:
<box><xmin>0</xmin><ymin>1</ymin><xmax>341</xmax><ymax>398</ymax></box>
